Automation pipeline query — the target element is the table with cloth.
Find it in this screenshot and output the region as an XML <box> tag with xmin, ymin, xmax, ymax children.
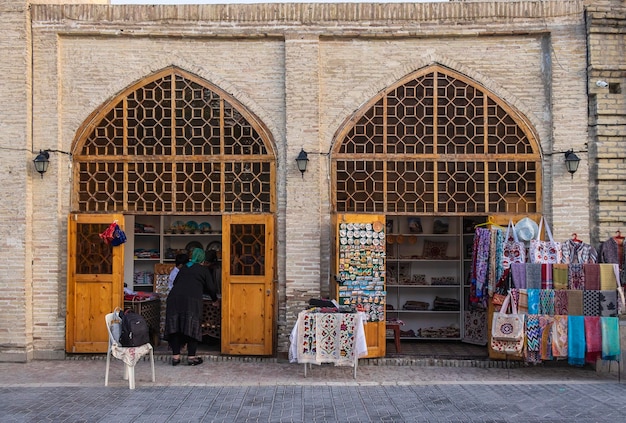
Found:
<box><xmin>289</xmin><ymin>310</ymin><xmax>368</xmax><ymax>379</ymax></box>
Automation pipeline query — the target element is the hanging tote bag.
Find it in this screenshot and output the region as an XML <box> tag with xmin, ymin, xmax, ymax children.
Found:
<box><xmin>491</xmin><ymin>292</ymin><xmax>525</xmax><ymax>355</ymax></box>
<box><xmin>502</xmin><ymin>219</ymin><xmax>526</xmax><ymax>269</ymax></box>
<box><xmin>529</xmin><ymin>217</ymin><xmax>563</xmax><ymax>264</ymax></box>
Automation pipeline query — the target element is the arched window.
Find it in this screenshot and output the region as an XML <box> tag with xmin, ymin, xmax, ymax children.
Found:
<box><xmin>72</xmin><ymin>66</ymin><xmax>275</xmax><ymax>214</ymax></box>
<box><xmin>332</xmin><ymin>64</ymin><xmax>541</xmax><ymax>215</ymax></box>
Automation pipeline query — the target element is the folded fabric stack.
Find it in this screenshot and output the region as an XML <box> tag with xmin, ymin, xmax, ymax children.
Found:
<box><xmin>419</xmin><ymin>325</ymin><xmax>460</xmax><ymax>338</ymax></box>
<box><xmin>403</xmin><ymin>300</ymin><xmax>429</xmax><ymax>310</ymax></box>
<box><xmin>432</xmin><ymin>296</ymin><xmax>460</xmax><ymax>311</ymax></box>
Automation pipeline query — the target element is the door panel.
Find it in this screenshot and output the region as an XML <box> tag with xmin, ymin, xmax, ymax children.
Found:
<box><xmin>66</xmin><ymin>214</ymin><xmax>125</xmax><ymax>353</ymax></box>
<box><xmin>221</xmin><ymin>214</ymin><xmax>274</xmax><ymax>355</ymax></box>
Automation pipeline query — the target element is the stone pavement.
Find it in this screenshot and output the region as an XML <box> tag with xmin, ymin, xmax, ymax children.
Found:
<box><xmin>1</xmin><ymin>355</ymin><xmax>626</xmax><ymax>422</ymax></box>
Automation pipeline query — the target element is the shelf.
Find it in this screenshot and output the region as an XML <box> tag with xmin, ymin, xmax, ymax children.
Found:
<box><xmin>387</xmin><ymin>285</ymin><xmax>460</xmax><ymax>288</ymax></box>
<box><xmin>392</xmin><ymin>310</ymin><xmax>461</xmax><ymax>314</ymax></box>
<box><xmin>134</xmin><ymin>258</ymin><xmax>160</xmax><ymax>261</ymax></box>
<box><xmin>133</xmin><ymin>283</ymin><xmax>153</xmax><ymax>287</ymax></box>
<box><xmin>163</xmin><ymin>232</ymin><xmax>222</xmax><ymax>236</ymax></box>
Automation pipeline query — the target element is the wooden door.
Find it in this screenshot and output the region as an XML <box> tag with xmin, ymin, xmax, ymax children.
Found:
<box><xmin>221</xmin><ymin>214</ymin><xmax>275</xmax><ymax>355</ymax></box>
<box><xmin>333</xmin><ymin>213</ymin><xmax>386</xmax><ymax>358</ymax></box>
<box><xmin>66</xmin><ymin>214</ymin><xmax>125</xmax><ymax>353</ymax></box>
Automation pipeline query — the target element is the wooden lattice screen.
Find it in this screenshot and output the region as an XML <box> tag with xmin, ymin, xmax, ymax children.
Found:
<box><xmin>332</xmin><ymin>64</ymin><xmax>542</xmax><ymax>215</ymax></box>
<box><xmin>72</xmin><ymin>66</ymin><xmax>275</xmax><ymax>214</ymax></box>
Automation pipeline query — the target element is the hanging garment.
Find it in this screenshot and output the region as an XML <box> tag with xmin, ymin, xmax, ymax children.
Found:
<box><xmin>598</xmin><ymin>237</ymin><xmax>626</xmax><ymax>286</ymax></box>
<box><xmin>561</xmin><ymin>239</ymin><xmax>598</xmax><ymax>264</ymax></box>
<box><xmin>568</xmin><ymin>315</ymin><xmax>586</xmax><ymax>366</ymax></box>
<box><xmin>584</xmin><ymin>316</ymin><xmax>602</xmax><ymax>364</ymax></box>
<box><xmin>601</xmin><ymin>317</ymin><xmax>620</xmax><ymax>361</ymax></box>
<box><xmin>471</xmin><ymin>227</ymin><xmax>491</xmax><ymax>305</ymax></box>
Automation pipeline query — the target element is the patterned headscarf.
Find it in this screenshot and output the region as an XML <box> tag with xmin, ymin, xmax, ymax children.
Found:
<box><xmin>187</xmin><ymin>248</ymin><xmax>205</xmax><ymax>267</ymax></box>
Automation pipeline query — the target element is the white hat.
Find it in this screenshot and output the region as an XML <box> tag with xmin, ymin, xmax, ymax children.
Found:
<box><xmin>515</xmin><ymin>217</ymin><xmax>539</xmax><ymax>242</ymax></box>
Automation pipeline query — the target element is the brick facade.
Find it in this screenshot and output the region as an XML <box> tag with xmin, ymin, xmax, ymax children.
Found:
<box><xmin>0</xmin><ymin>0</ymin><xmax>622</xmax><ymax>361</ymax></box>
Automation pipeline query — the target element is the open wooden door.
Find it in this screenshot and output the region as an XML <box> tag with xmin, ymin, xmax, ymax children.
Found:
<box><xmin>66</xmin><ymin>214</ymin><xmax>125</xmax><ymax>353</ymax></box>
<box><xmin>333</xmin><ymin>213</ymin><xmax>386</xmax><ymax>358</ymax></box>
<box><xmin>221</xmin><ymin>214</ymin><xmax>275</xmax><ymax>355</ymax></box>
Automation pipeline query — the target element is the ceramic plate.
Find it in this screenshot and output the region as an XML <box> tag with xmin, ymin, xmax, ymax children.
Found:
<box><xmin>199</xmin><ymin>222</ymin><xmax>212</xmax><ymax>233</ymax></box>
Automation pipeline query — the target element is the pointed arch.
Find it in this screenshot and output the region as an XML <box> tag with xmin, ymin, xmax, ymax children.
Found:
<box><xmin>332</xmin><ymin>64</ymin><xmax>542</xmax><ymax>215</ymax></box>
<box><xmin>72</xmin><ymin>66</ymin><xmax>276</xmax><ymax>214</ymax></box>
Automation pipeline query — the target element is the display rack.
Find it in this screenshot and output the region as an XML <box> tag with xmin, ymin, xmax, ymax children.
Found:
<box><xmin>385</xmin><ymin>215</ymin><xmax>485</xmax><ymax>341</ymax></box>
<box><xmin>124</xmin><ymin>215</ymin><xmax>222</xmax><ymax>292</ymax></box>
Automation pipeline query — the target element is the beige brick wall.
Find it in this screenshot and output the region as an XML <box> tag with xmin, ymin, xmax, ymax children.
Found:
<box><xmin>1</xmin><ymin>0</ymin><xmax>604</xmax><ymax>360</ymax></box>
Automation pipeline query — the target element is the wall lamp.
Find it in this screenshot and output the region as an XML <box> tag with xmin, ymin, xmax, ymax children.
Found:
<box><xmin>295</xmin><ymin>149</ymin><xmax>309</xmax><ymax>178</ymax></box>
<box><xmin>564</xmin><ymin>149</ymin><xmax>580</xmax><ymax>178</ymax></box>
<box><xmin>33</xmin><ymin>150</ymin><xmax>50</xmax><ymax>178</ymax></box>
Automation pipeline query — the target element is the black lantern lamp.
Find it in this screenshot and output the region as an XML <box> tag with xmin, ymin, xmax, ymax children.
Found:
<box><xmin>295</xmin><ymin>149</ymin><xmax>309</xmax><ymax>178</ymax></box>
<box><xmin>564</xmin><ymin>149</ymin><xmax>580</xmax><ymax>178</ymax></box>
<box><xmin>33</xmin><ymin>150</ymin><xmax>50</xmax><ymax>178</ymax></box>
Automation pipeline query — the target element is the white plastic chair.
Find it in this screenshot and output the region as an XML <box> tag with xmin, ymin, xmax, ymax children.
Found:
<box><xmin>104</xmin><ymin>308</ymin><xmax>155</xmax><ymax>389</ymax></box>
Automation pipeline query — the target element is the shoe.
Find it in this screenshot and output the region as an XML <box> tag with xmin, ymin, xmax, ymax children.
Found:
<box><xmin>172</xmin><ymin>358</ymin><xmax>181</xmax><ymax>366</ymax></box>
<box><xmin>188</xmin><ymin>357</ymin><xmax>203</xmax><ymax>366</ymax></box>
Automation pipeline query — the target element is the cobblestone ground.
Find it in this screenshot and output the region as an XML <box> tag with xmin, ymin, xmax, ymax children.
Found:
<box><xmin>1</xmin><ymin>357</ymin><xmax>625</xmax><ymax>422</ymax></box>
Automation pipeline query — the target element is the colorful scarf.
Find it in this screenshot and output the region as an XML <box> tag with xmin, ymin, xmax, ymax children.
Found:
<box><xmin>526</xmin><ymin>264</ymin><xmax>542</xmax><ymax>289</ymax></box>
<box><xmin>601</xmin><ymin>317</ymin><xmax>620</xmax><ymax>361</ymax></box>
<box><xmin>187</xmin><ymin>248</ymin><xmax>205</xmax><ymax>267</ymax></box>
<box><xmin>567</xmin><ymin>290</ymin><xmax>583</xmax><ymax>316</ymax></box>
<box><xmin>583</xmin><ymin>264</ymin><xmax>600</xmax><ymax>290</ymax></box>
<box><xmin>552</xmin><ymin>264</ymin><xmax>568</xmax><ymax>290</ymax></box>
<box><xmin>551</xmin><ymin>315</ymin><xmax>568</xmax><ymax>358</ymax></box>
<box><xmin>583</xmin><ymin>290</ymin><xmax>600</xmax><ymax>316</ymax></box>
<box><xmin>539</xmin><ymin>315</ymin><xmax>554</xmax><ymax>361</ymax></box>
<box><xmin>568</xmin><ymin>264</ymin><xmax>585</xmax><ymax>290</ymax></box>
<box><xmin>539</xmin><ymin>289</ymin><xmax>555</xmax><ymax>315</ymax></box>
<box><xmin>554</xmin><ymin>290</ymin><xmax>568</xmax><ymax>315</ymax></box>
<box><xmin>568</xmin><ymin>315</ymin><xmax>586</xmax><ymax>366</ymax></box>
<box><xmin>599</xmin><ymin>290</ymin><xmax>618</xmax><ymax>317</ymax></box>
<box><xmin>541</xmin><ymin>264</ymin><xmax>553</xmax><ymax>289</ymax></box>
<box><xmin>599</xmin><ymin>264</ymin><xmax>619</xmax><ymax>291</ymax></box>
<box><xmin>584</xmin><ymin>316</ymin><xmax>601</xmax><ymax>364</ymax></box>
<box><xmin>510</xmin><ymin>263</ymin><xmax>526</xmax><ymax>289</ymax></box>
<box><xmin>526</xmin><ymin>315</ymin><xmax>541</xmax><ymax>363</ymax></box>
<box><xmin>527</xmin><ymin>289</ymin><xmax>540</xmax><ymax>314</ymax></box>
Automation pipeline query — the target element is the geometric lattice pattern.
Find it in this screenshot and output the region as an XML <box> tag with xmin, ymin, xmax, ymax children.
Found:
<box><xmin>73</xmin><ymin>66</ymin><xmax>275</xmax><ymax>214</ymax></box>
<box><xmin>334</xmin><ymin>64</ymin><xmax>541</xmax><ymax>215</ymax></box>
<box><xmin>230</xmin><ymin>224</ymin><xmax>265</xmax><ymax>276</ymax></box>
<box><xmin>76</xmin><ymin>223</ymin><xmax>112</xmax><ymax>274</ymax></box>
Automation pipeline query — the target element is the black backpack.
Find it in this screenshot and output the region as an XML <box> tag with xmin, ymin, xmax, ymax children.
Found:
<box><xmin>119</xmin><ymin>309</ymin><xmax>150</xmax><ymax>347</ymax></box>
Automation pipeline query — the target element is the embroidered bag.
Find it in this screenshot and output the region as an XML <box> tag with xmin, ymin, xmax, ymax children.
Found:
<box><xmin>502</xmin><ymin>219</ymin><xmax>526</xmax><ymax>269</ymax></box>
<box><xmin>492</xmin><ymin>292</ymin><xmax>525</xmax><ymax>341</ymax></box>
<box><xmin>529</xmin><ymin>217</ymin><xmax>562</xmax><ymax>264</ymax></box>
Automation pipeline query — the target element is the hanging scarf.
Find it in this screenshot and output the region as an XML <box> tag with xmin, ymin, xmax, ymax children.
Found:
<box><xmin>510</xmin><ymin>263</ymin><xmax>526</xmax><ymax>289</ymax></box>
<box><xmin>567</xmin><ymin>290</ymin><xmax>583</xmax><ymax>316</ymax></box>
<box><xmin>539</xmin><ymin>315</ymin><xmax>554</xmax><ymax>361</ymax></box>
<box><xmin>471</xmin><ymin>228</ymin><xmax>490</xmax><ymax>305</ymax></box>
<box><xmin>568</xmin><ymin>264</ymin><xmax>585</xmax><ymax>290</ymax></box>
<box><xmin>526</xmin><ymin>264</ymin><xmax>542</xmax><ymax>289</ymax></box>
<box><xmin>552</xmin><ymin>264</ymin><xmax>568</xmax><ymax>290</ymax></box>
<box><xmin>583</xmin><ymin>290</ymin><xmax>600</xmax><ymax>316</ymax></box>
<box><xmin>583</xmin><ymin>264</ymin><xmax>600</xmax><ymax>290</ymax></box>
<box><xmin>599</xmin><ymin>264</ymin><xmax>619</xmax><ymax>291</ymax></box>
<box><xmin>601</xmin><ymin>317</ymin><xmax>620</xmax><ymax>361</ymax></box>
<box><xmin>526</xmin><ymin>315</ymin><xmax>541</xmax><ymax>363</ymax></box>
<box><xmin>539</xmin><ymin>289</ymin><xmax>555</xmax><ymax>316</ymax></box>
<box><xmin>552</xmin><ymin>315</ymin><xmax>568</xmax><ymax>358</ymax></box>
<box><xmin>527</xmin><ymin>289</ymin><xmax>540</xmax><ymax>314</ymax></box>
<box><xmin>187</xmin><ymin>248</ymin><xmax>206</xmax><ymax>267</ymax></box>
<box><xmin>554</xmin><ymin>290</ymin><xmax>568</xmax><ymax>315</ymax></box>
<box><xmin>584</xmin><ymin>316</ymin><xmax>602</xmax><ymax>364</ymax></box>
<box><xmin>541</xmin><ymin>264</ymin><xmax>553</xmax><ymax>289</ymax></box>
<box><xmin>568</xmin><ymin>315</ymin><xmax>586</xmax><ymax>366</ymax></box>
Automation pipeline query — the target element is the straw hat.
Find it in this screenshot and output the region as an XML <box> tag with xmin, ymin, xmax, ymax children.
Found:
<box><xmin>515</xmin><ymin>217</ymin><xmax>539</xmax><ymax>242</ymax></box>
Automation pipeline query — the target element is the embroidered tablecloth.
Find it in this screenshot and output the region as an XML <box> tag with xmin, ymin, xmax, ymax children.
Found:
<box><xmin>289</xmin><ymin>311</ymin><xmax>367</xmax><ymax>367</ymax></box>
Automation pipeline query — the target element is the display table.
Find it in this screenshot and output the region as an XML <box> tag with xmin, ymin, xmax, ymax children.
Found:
<box><xmin>289</xmin><ymin>310</ymin><xmax>368</xmax><ymax>379</ymax></box>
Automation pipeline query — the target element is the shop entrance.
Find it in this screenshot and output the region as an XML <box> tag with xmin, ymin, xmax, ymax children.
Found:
<box><xmin>66</xmin><ymin>66</ymin><xmax>276</xmax><ymax>354</ymax></box>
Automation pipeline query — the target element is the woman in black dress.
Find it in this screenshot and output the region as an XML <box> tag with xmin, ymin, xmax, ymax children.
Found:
<box><xmin>165</xmin><ymin>248</ymin><xmax>219</xmax><ymax>366</ymax></box>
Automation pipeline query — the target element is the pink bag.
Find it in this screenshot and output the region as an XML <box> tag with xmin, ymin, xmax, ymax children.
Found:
<box><xmin>502</xmin><ymin>219</ymin><xmax>526</xmax><ymax>269</ymax></box>
<box><xmin>529</xmin><ymin>217</ymin><xmax>562</xmax><ymax>264</ymax></box>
